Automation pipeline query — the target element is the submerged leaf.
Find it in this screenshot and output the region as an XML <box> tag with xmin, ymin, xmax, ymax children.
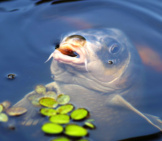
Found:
<box><xmin>64</xmin><ymin>124</ymin><xmax>88</xmax><ymax>137</ymax></box>
<box><xmin>50</xmin><ymin>114</ymin><xmax>70</xmax><ymax>124</ymax></box>
<box><xmin>45</xmin><ymin>91</ymin><xmax>57</xmax><ymax>99</ymax></box>
<box><xmin>40</xmin><ymin>108</ymin><xmax>57</xmax><ymax>116</ymax></box>
<box><xmin>51</xmin><ymin>137</ymin><xmax>70</xmax><ymax>141</ymax></box>
<box><xmin>56</xmin><ymin>104</ymin><xmax>74</xmax><ymax>114</ymax></box>
<box><xmin>41</xmin><ymin>123</ymin><xmax>63</xmax><ymax>134</ymax></box>
<box><xmin>0</xmin><ymin>113</ymin><xmax>8</xmax><ymax>122</ymax></box>
<box><xmin>6</xmin><ymin>107</ymin><xmax>27</xmax><ymax>116</ymax></box>
<box><xmin>1</xmin><ymin>101</ymin><xmax>11</xmax><ymax>110</ymax></box>
<box><xmin>39</xmin><ymin>97</ymin><xmax>58</xmax><ymax>108</ymax></box>
<box><xmin>57</xmin><ymin>94</ymin><xmax>70</xmax><ymax>105</ymax></box>
<box><xmin>71</xmin><ymin>108</ymin><xmax>89</xmax><ymax>120</ymax></box>
<box><xmin>35</xmin><ymin>85</ymin><xmax>46</xmax><ymax>94</ymax></box>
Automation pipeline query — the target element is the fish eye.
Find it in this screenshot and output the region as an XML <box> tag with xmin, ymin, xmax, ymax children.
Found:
<box><xmin>109</xmin><ymin>44</ymin><xmax>120</xmax><ymax>54</ymax></box>
<box><xmin>65</xmin><ymin>35</ymin><xmax>86</xmax><ymax>46</ymax></box>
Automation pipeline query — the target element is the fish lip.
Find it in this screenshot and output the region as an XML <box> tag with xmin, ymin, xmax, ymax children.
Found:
<box><xmin>53</xmin><ymin>43</ymin><xmax>86</xmax><ymax>65</ymax></box>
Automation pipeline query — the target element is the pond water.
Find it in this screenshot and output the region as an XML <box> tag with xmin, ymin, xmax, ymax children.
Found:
<box><xmin>0</xmin><ymin>0</ymin><xmax>162</xmax><ymax>140</ymax></box>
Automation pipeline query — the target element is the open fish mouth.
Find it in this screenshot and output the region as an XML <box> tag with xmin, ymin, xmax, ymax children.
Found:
<box><xmin>53</xmin><ymin>35</ymin><xmax>87</xmax><ymax>65</ymax></box>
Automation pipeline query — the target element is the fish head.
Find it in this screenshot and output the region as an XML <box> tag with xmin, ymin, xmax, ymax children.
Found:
<box><xmin>50</xmin><ymin>28</ymin><xmax>141</xmax><ymax>93</ymax></box>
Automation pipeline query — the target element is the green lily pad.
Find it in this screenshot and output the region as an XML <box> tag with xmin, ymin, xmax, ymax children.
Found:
<box><xmin>0</xmin><ymin>105</ymin><xmax>3</xmax><ymax>113</ymax></box>
<box><xmin>57</xmin><ymin>94</ymin><xmax>70</xmax><ymax>105</ymax></box>
<box><xmin>50</xmin><ymin>114</ymin><xmax>70</xmax><ymax>124</ymax></box>
<box><xmin>40</xmin><ymin>108</ymin><xmax>57</xmax><ymax>116</ymax></box>
<box><xmin>0</xmin><ymin>113</ymin><xmax>8</xmax><ymax>122</ymax></box>
<box><xmin>84</xmin><ymin>122</ymin><xmax>95</xmax><ymax>129</ymax></box>
<box><xmin>42</xmin><ymin>123</ymin><xmax>63</xmax><ymax>134</ymax></box>
<box><xmin>56</xmin><ymin>104</ymin><xmax>74</xmax><ymax>114</ymax></box>
<box><xmin>51</xmin><ymin>137</ymin><xmax>70</xmax><ymax>141</ymax></box>
<box><xmin>39</xmin><ymin>97</ymin><xmax>58</xmax><ymax>108</ymax></box>
<box><xmin>45</xmin><ymin>91</ymin><xmax>57</xmax><ymax>99</ymax></box>
<box><xmin>71</xmin><ymin>108</ymin><xmax>89</xmax><ymax>120</ymax></box>
<box><xmin>35</xmin><ymin>85</ymin><xmax>46</xmax><ymax>94</ymax></box>
<box><xmin>6</xmin><ymin>107</ymin><xmax>27</xmax><ymax>116</ymax></box>
<box><xmin>64</xmin><ymin>124</ymin><xmax>88</xmax><ymax>137</ymax></box>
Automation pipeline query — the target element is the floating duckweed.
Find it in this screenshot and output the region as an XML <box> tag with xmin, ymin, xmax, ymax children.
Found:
<box><xmin>42</xmin><ymin>123</ymin><xmax>63</xmax><ymax>134</ymax></box>
<box><xmin>84</xmin><ymin>122</ymin><xmax>95</xmax><ymax>129</ymax></box>
<box><xmin>57</xmin><ymin>94</ymin><xmax>70</xmax><ymax>105</ymax></box>
<box><xmin>51</xmin><ymin>137</ymin><xmax>70</xmax><ymax>141</ymax></box>
<box><xmin>64</xmin><ymin>124</ymin><xmax>88</xmax><ymax>137</ymax></box>
<box><xmin>39</xmin><ymin>97</ymin><xmax>58</xmax><ymax>108</ymax></box>
<box><xmin>0</xmin><ymin>105</ymin><xmax>3</xmax><ymax>112</ymax></box>
<box><xmin>6</xmin><ymin>107</ymin><xmax>27</xmax><ymax>116</ymax></box>
<box><xmin>71</xmin><ymin>108</ymin><xmax>89</xmax><ymax>120</ymax></box>
<box><xmin>35</xmin><ymin>85</ymin><xmax>46</xmax><ymax>94</ymax></box>
<box><xmin>1</xmin><ymin>101</ymin><xmax>11</xmax><ymax>110</ymax></box>
<box><xmin>0</xmin><ymin>113</ymin><xmax>8</xmax><ymax>122</ymax></box>
<box><xmin>40</xmin><ymin>108</ymin><xmax>57</xmax><ymax>116</ymax></box>
<box><xmin>50</xmin><ymin>114</ymin><xmax>70</xmax><ymax>124</ymax></box>
<box><xmin>45</xmin><ymin>91</ymin><xmax>57</xmax><ymax>99</ymax></box>
<box><xmin>56</xmin><ymin>104</ymin><xmax>74</xmax><ymax>114</ymax></box>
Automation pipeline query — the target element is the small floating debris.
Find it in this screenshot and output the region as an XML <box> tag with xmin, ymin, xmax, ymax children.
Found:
<box><xmin>64</xmin><ymin>124</ymin><xmax>88</xmax><ymax>137</ymax></box>
<box><xmin>1</xmin><ymin>101</ymin><xmax>11</xmax><ymax>110</ymax></box>
<box><xmin>84</xmin><ymin>122</ymin><xmax>95</xmax><ymax>129</ymax></box>
<box><xmin>35</xmin><ymin>85</ymin><xmax>46</xmax><ymax>94</ymax></box>
<box><xmin>40</xmin><ymin>108</ymin><xmax>57</xmax><ymax>117</ymax></box>
<box><xmin>50</xmin><ymin>114</ymin><xmax>70</xmax><ymax>124</ymax></box>
<box><xmin>57</xmin><ymin>94</ymin><xmax>70</xmax><ymax>105</ymax></box>
<box><xmin>71</xmin><ymin>108</ymin><xmax>89</xmax><ymax>121</ymax></box>
<box><xmin>51</xmin><ymin>137</ymin><xmax>70</xmax><ymax>141</ymax></box>
<box><xmin>39</xmin><ymin>97</ymin><xmax>58</xmax><ymax>108</ymax></box>
<box><xmin>56</xmin><ymin>104</ymin><xmax>74</xmax><ymax>114</ymax></box>
<box><xmin>0</xmin><ymin>113</ymin><xmax>8</xmax><ymax>122</ymax></box>
<box><xmin>41</xmin><ymin>123</ymin><xmax>63</xmax><ymax>134</ymax></box>
<box><xmin>6</xmin><ymin>107</ymin><xmax>27</xmax><ymax>116</ymax></box>
<box><xmin>7</xmin><ymin>73</ymin><xmax>16</xmax><ymax>80</ymax></box>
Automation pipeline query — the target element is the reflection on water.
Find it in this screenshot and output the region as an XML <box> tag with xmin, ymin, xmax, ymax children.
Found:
<box><xmin>0</xmin><ymin>0</ymin><xmax>162</xmax><ymax>141</ymax></box>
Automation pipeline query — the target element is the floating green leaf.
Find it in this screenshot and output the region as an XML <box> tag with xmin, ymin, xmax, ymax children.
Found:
<box><xmin>35</xmin><ymin>85</ymin><xmax>46</xmax><ymax>94</ymax></box>
<box><xmin>71</xmin><ymin>108</ymin><xmax>89</xmax><ymax>120</ymax></box>
<box><xmin>0</xmin><ymin>105</ymin><xmax>3</xmax><ymax>113</ymax></box>
<box><xmin>40</xmin><ymin>108</ymin><xmax>57</xmax><ymax>116</ymax></box>
<box><xmin>39</xmin><ymin>97</ymin><xmax>58</xmax><ymax>108</ymax></box>
<box><xmin>56</xmin><ymin>104</ymin><xmax>74</xmax><ymax>114</ymax></box>
<box><xmin>6</xmin><ymin>107</ymin><xmax>27</xmax><ymax>116</ymax></box>
<box><xmin>45</xmin><ymin>91</ymin><xmax>57</xmax><ymax>99</ymax></box>
<box><xmin>84</xmin><ymin>122</ymin><xmax>95</xmax><ymax>129</ymax></box>
<box><xmin>50</xmin><ymin>114</ymin><xmax>70</xmax><ymax>124</ymax></box>
<box><xmin>42</xmin><ymin>123</ymin><xmax>63</xmax><ymax>134</ymax></box>
<box><xmin>0</xmin><ymin>113</ymin><xmax>8</xmax><ymax>122</ymax></box>
<box><xmin>57</xmin><ymin>94</ymin><xmax>70</xmax><ymax>105</ymax></box>
<box><xmin>64</xmin><ymin>124</ymin><xmax>88</xmax><ymax>137</ymax></box>
<box><xmin>51</xmin><ymin>137</ymin><xmax>70</xmax><ymax>141</ymax></box>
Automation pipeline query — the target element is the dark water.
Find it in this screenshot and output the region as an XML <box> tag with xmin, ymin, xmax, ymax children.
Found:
<box><xmin>0</xmin><ymin>0</ymin><xmax>162</xmax><ymax>140</ymax></box>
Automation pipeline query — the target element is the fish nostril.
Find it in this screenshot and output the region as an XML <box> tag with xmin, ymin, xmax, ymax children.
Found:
<box><xmin>108</xmin><ymin>60</ymin><xmax>113</xmax><ymax>64</ymax></box>
<box><xmin>55</xmin><ymin>43</ymin><xmax>60</xmax><ymax>49</ymax></box>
